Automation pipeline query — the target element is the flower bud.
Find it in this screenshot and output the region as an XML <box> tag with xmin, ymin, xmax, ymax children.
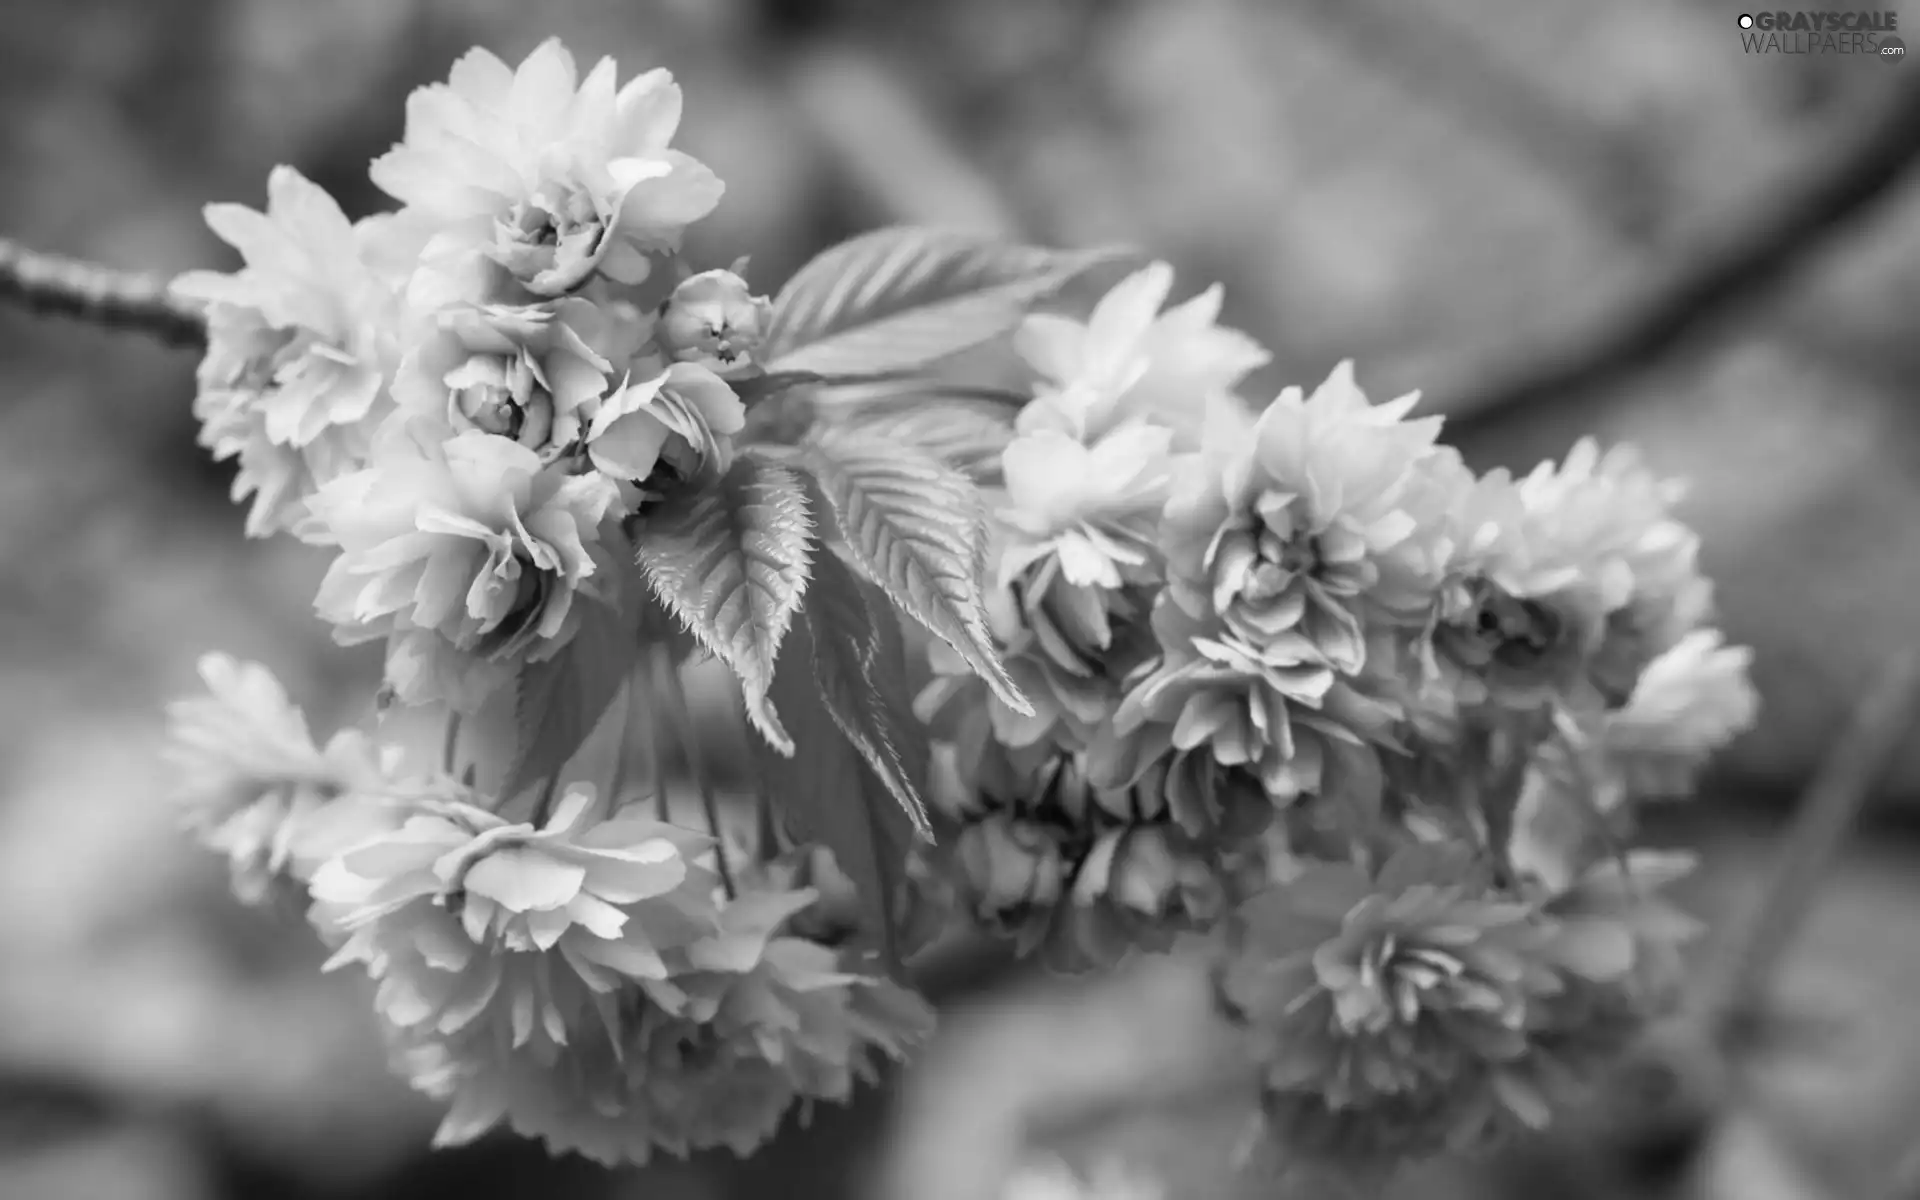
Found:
<box><xmin>1105</xmin><ymin>827</ymin><xmax>1181</xmax><ymax>915</ymax></box>
<box><xmin>956</xmin><ymin>814</ymin><xmax>1066</xmax><ymax>920</ymax></box>
<box><xmin>449</xmin><ymin>358</ymin><xmax>517</xmax><ymax>435</ymax></box>
<box><xmin>657</xmin><ymin>269</ymin><xmax>773</xmax><ymax>377</ymax></box>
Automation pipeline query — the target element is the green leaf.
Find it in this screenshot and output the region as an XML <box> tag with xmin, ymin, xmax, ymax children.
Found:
<box><xmin>502</xmin><ymin>595</ymin><xmax>640</xmax><ymax>801</ymax></box>
<box><xmin>753</xmin><ymin>570</ymin><xmax>931</xmax><ymax>969</ymax></box>
<box><xmin>802</xmin><ymin>427</ymin><xmax>1031</xmax><ymax>716</ymax></box>
<box><xmin>634</xmin><ymin>452</ymin><xmax>815</xmax><ymax>756</ymax></box>
<box><xmin>763</xmin><ymin>226</ymin><xmax>1119</xmax><ymax>376</ymax></box>
<box><xmin>839</xmin><ymin>389</ymin><xmax>1021</xmax><ymax>484</ymax></box>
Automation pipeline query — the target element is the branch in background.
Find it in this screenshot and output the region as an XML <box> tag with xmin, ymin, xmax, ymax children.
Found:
<box><xmin>0</xmin><ymin>237</ymin><xmax>204</xmax><ymax>349</ymax></box>
<box><xmin>784</xmin><ymin>41</ymin><xmax>1020</xmax><ymax>236</ymax></box>
<box><xmin>1879</xmin><ymin>1137</ymin><xmax>1920</xmax><ymax>1200</ymax></box>
<box><xmin>1290</xmin><ymin>0</ymin><xmax>1666</xmax><ymax>243</ymax></box>
<box><xmin>1434</xmin><ymin>73</ymin><xmax>1920</xmax><ymax>429</ymax></box>
<box><xmin>1701</xmin><ymin>648</ymin><xmax>1920</xmax><ymax>1051</ymax></box>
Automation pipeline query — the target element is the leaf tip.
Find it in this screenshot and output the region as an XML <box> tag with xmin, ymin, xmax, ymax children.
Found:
<box><xmin>978</xmin><ymin>656</ymin><xmax>1034</xmax><ymax>717</ymax></box>
<box><xmin>746</xmin><ymin>691</ymin><xmax>796</xmax><ymax>758</ymax></box>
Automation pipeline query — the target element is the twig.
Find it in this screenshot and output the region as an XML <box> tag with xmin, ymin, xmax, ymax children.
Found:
<box><xmin>1702</xmin><ymin>648</ymin><xmax>1920</xmax><ymax>1048</ymax></box>
<box><xmin>0</xmin><ymin>237</ymin><xmax>204</xmax><ymax>348</ymax></box>
<box><xmin>1435</xmin><ymin>73</ymin><xmax>1920</xmax><ymax>429</ymax></box>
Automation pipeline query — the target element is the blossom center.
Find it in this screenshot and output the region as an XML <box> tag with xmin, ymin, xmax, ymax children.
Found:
<box><xmin>516</xmin><ymin>188</ymin><xmax>604</xmax><ymax>248</ymax></box>
<box><xmin>222</xmin><ymin>326</ymin><xmax>319</xmax><ymax>398</ymax></box>
<box><xmin>1247</xmin><ymin>526</ymin><xmax>1318</xmax><ymax>601</ymax></box>
<box><xmin>448</xmin><ymin>353</ymin><xmax>556</xmax><ymax>450</ymax></box>
<box><xmin>492</xmin><ymin>187</ymin><xmax>611</xmax><ymax>294</ymax></box>
<box><xmin>1325</xmin><ymin>931</ymin><xmax>1483</xmax><ymax>1035</ymax></box>
<box><xmin>1447</xmin><ymin>579</ymin><xmax>1565</xmax><ymax>674</ymax></box>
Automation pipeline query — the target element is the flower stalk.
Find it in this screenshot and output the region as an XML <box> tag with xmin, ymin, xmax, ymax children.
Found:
<box><xmin>660</xmin><ymin>659</ymin><xmax>736</xmax><ymax>900</ymax></box>
<box><xmin>441</xmin><ymin>712</ymin><xmax>462</xmax><ymax>776</ymax></box>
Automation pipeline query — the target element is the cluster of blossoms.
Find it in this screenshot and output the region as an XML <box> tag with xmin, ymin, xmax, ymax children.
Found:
<box><xmin>163</xmin><ymin>40</ymin><xmax>932</xmax><ymax>1166</ymax></box>
<box><xmin>923</xmin><ymin>261</ymin><xmax>1758</xmax><ymax>1173</ymax></box>
<box><xmin>156</xmin><ymin>35</ymin><xmax>1757</xmax><ymax>1188</ymax></box>
<box><xmin>918</xmin><ymin>265</ymin><xmax>1279</xmax><ymax>967</ymax></box>
<box><xmin>175</xmin><ymin>38</ymin><xmax>760</xmax><ymax>714</ymax></box>
<box><xmin>168</xmin><ymin>649</ymin><xmax>930</xmax><ymax>1163</ymax></box>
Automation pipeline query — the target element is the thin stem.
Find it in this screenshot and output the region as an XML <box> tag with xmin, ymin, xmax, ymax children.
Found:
<box><xmin>441</xmin><ymin>713</ymin><xmax>462</xmax><ymax>776</ymax></box>
<box><xmin>754</xmin><ymin>776</ymin><xmax>782</xmax><ymax>865</ymax></box>
<box><xmin>646</xmin><ymin>653</ymin><xmax>672</xmax><ymax>824</ymax></box>
<box><xmin>658</xmin><ymin>657</ymin><xmax>736</xmax><ymax>899</ymax></box>
<box><xmin>530</xmin><ymin>775</ymin><xmax>559</xmax><ymax>830</ymax></box>
<box><xmin>607</xmin><ymin>731</ymin><xmax>632</xmax><ymax>815</ymax></box>
<box><xmin>0</xmin><ymin>237</ymin><xmax>205</xmax><ymax>347</ymax></box>
<box><xmin>605</xmin><ymin>670</ymin><xmax>636</xmax><ymax>814</ymax></box>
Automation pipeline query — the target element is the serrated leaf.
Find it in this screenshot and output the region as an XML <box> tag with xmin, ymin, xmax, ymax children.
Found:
<box><xmin>502</xmin><ymin>596</ymin><xmax>640</xmax><ymax>800</ymax></box>
<box><xmin>632</xmin><ymin>558</ymin><xmax>701</xmax><ymax>667</ymax></box>
<box><xmin>805</xmin><ymin>551</ymin><xmax>935</xmax><ymax>839</ymax></box>
<box><xmin>802</xmin><ymin>428</ymin><xmax>1031</xmax><ymax>716</ymax></box>
<box><xmin>763</xmin><ymin>226</ymin><xmax>1120</xmax><ymax>376</ymax></box>
<box><xmin>634</xmin><ymin>453</ymin><xmax>815</xmax><ymax>756</ymax></box>
<box><xmin>838</xmin><ymin>390</ymin><xmax>1020</xmax><ymax>484</ymax></box>
<box><xmin>752</xmin><ymin>594</ymin><xmax>923</xmax><ymax>971</ymax></box>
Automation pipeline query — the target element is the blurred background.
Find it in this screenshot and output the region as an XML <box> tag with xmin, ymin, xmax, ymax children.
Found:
<box><xmin>5</xmin><ymin>0</ymin><xmax>1920</xmax><ymax>1197</ymax></box>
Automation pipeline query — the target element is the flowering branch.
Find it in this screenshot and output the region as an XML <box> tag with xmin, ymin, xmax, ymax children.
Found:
<box><xmin>128</xmin><ymin>33</ymin><xmax>1762</xmax><ymax>1191</ymax></box>
<box><xmin>0</xmin><ymin>236</ymin><xmax>205</xmax><ymax>348</ymax></box>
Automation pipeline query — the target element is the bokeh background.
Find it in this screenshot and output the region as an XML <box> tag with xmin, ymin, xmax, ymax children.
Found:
<box><xmin>5</xmin><ymin>1</ymin><xmax>1920</xmax><ymax>1197</ymax></box>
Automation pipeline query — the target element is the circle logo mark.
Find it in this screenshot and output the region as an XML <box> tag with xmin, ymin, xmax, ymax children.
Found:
<box><xmin>1884</xmin><ymin>34</ymin><xmax>1908</xmax><ymax>58</ymax></box>
<box><xmin>1738</xmin><ymin>13</ymin><xmax>1755</xmax><ymax>28</ymax></box>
